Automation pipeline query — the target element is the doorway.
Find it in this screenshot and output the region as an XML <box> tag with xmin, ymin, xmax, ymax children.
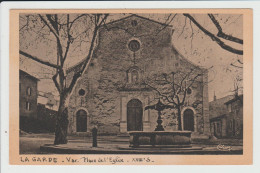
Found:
<box><xmin>127</xmin><ymin>99</ymin><xmax>143</xmax><ymax>131</ymax></box>
<box><xmin>76</xmin><ymin>109</ymin><xmax>87</xmax><ymax>132</ymax></box>
<box><xmin>183</xmin><ymin>109</ymin><xmax>194</xmax><ymax>131</ymax></box>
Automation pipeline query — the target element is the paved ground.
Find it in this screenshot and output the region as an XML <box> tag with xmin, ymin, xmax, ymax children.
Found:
<box><xmin>20</xmin><ymin>133</ymin><xmax>243</xmax><ymax>155</ymax></box>
<box><xmin>20</xmin><ymin>133</ymin><xmax>55</xmax><ymax>154</ymax></box>
<box><xmin>20</xmin><ymin>133</ymin><xmax>130</xmax><ymax>154</ymax></box>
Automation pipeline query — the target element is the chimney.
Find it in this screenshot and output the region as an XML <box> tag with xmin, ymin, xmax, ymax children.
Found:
<box><xmin>213</xmin><ymin>91</ymin><xmax>217</xmax><ymax>101</ymax></box>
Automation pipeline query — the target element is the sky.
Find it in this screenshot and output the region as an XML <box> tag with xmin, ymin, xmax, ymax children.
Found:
<box><xmin>19</xmin><ymin>13</ymin><xmax>243</xmax><ymax>102</ymax></box>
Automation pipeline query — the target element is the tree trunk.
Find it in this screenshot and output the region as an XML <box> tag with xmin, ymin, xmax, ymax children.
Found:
<box><xmin>54</xmin><ymin>94</ymin><xmax>69</xmax><ymax>145</ymax></box>
<box><xmin>177</xmin><ymin>106</ymin><xmax>182</xmax><ymax>131</ymax></box>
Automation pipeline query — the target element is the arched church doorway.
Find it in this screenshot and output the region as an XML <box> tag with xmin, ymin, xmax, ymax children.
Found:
<box><xmin>127</xmin><ymin>99</ymin><xmax>143</xmax><ymax>131</ymax></box>
<box><xmin>183</xmin><ymin>109</ymin><xmax>194</xmax><ymax>131</ymax></box>
<box><xmin>76</xmin><ymin>109</ymin><xmax>87</xmax><ymax>132</ymax></box>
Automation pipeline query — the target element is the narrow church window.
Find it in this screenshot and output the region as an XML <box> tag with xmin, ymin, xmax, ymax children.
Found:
<box><xmin>127</xmin><ymin>67</ymin><xmax>141</xmax><ymax>84</ymax></box>
<box><xmin>26</xmin><ymin>101</ymin><xmax>30</xmax><ymax>111</ymax></box>
<box><xmin>227</xmin><ymin>104</ymin><xmax>232</xmax><ymax>112</ymax></box>
<box><xmin>187</xmin><ymin>88</ymin><xmax>192</xmax><ymax>95</ymax></box>
<box><xmin>27</xmin><ymin>87</ymin><xmax>31</xmax><ymax>96</ymax></box>
<box><xmin>217</xmin><ymin>122</ymin><xmax>221</xmax><ymax>133</ymax></box>
<box><xmin>131</xmin><ymin>20</ymin><xmax>138</xmax><ymax>26</ymax></box>
<box><xmin>132</xmin><ymin>70</ymin><xmax>139</xmax><ymax>83</ymax></box>
<box><xmin>229</xmin><ymin>120</ymin><xmax>233</xmax><ymax>129</ymax></box>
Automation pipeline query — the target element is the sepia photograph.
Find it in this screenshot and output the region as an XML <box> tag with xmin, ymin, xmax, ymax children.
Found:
<box><xmin>18</xmin><ymin>12</ymin><xmax>244</xmax><ymax>155</ymax></box>
<box><xmin>5</xmin><ymin>7</ymin><xmax>253</xmax><ymax>166</ymax></box>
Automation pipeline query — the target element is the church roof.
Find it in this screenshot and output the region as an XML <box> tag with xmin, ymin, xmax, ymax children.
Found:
<box><xmin>225</xmin><ymin>94</ymin><xmax>243</xmax><ymax>105</ymax></box>
<box><xmin>102</xmin><ymin>14</ymin><xmax>173</xmax><ymax>28</ymax></box>
<box><xmin>19</xmin><ymin>69</ymin><xmax>40</xmax><ymax>82</ymax></box>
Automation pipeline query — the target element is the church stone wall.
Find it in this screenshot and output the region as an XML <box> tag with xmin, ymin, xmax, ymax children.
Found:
<box><xmin>67</xmin><ymin>15</ymin><xmax>210</xmax><ymax>136</ymax></box>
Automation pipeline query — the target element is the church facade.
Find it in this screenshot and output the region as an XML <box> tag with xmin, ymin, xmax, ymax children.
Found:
<box><xmin>66</xmin><ymin>14</ymin><xmax>210</xmax><ymax>138</ymax></box>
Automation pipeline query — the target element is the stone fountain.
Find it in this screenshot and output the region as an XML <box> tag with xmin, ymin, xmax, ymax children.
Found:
<box><xmin>129</xmin><ymin>99</ymin><xmax>192</xmax><ymax>148</ymax></box>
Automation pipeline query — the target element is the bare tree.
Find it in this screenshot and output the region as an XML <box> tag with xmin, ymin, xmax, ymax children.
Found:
<box><xmin>230</xmin><ymin>73</ymin><xmax>243</xmax><ymax>104</ymax></box>
<box><xmin>183</xmin><ymin>13</ymin><xmax>243</xmax><ymax>55</ymax></box>
<box><xmin>19</xmin><ymin>13</ymin><xmax>243</xmax><ymax>143</ymax></box>
<box><xmin>19</xmin><ymin>13</ymin><xmax>109</xmax><ymax>144</ymax></box>
<box><xmin>143</xmin><ymin>67</ymin><xmax>206</xmax><ymax>130</ymax></box>
<box><xmin>231</xmin><ymin>56</ymin><xmax>243</xmax><ymax>68</ymax></box>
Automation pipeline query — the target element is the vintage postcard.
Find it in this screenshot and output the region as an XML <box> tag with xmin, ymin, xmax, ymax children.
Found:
<box><xmin>9</xmin><ymin>9</ymin><xmax>252</xmax><ymax>165</ymax></box>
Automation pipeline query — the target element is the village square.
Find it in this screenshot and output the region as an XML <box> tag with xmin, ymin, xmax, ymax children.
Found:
<box><xmin>19</xmin><ymin>13</ymin><xmax>243</xmax><ymax>154</ymax></box>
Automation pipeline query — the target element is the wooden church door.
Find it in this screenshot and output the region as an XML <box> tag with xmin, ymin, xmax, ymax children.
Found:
<box><xmin>76</xmin><ymin>110</ymin><xmax>87</xmax><ymax>132</ymax></box>
<box><xmin>183</xmin><ymin>109</ymin><xmax>194</xmax><ymax>131</ymax></box>
<box><xmin>127</xmin><ymin>99</ymin><xmax>143</xmax><ymax>131</ymax></box>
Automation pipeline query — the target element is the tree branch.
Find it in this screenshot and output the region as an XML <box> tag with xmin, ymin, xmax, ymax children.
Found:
<box><xmin>20</xmin><ymin>50</ymin><xmax>60</xmax><ymax>69</ymax></box>
<box><xmin>52</xmin><ymin>73</ymin><xmax>61</xmax><ymax>93</ymax></box>
<box><xmin>67</xmin><ymin>14</ymin><xmax>107</xmax><ymax>94</ymax></box>
<box><xmin>38</xmin><ymin>14</ymin><xmax>59</xmax><ymax>39</ymax></box>
<box><xmin>181</xmin><ymin>73</ymin><xmax>202</xmax><ymax>105</ymax></box>
<box><xmin>188</xmin><ymin>74</ymin><xmax>202</xmax><ymax>88</ymax></box>
<box><xmin>39</xmin><ymin>15</ymin><xmax>64</xmax><ymax>65</ymax></box>
<box><xmin>145</xmin><ymin>81</ymin><xmax>177</xmax><ymax>106</ymax></box>
<box><xmin>66</xmin><ymin>71</ymin><xmax>81</xmax><ymax>93</ymax></box>
<box><xmin>98</xmin><ymin>14</ymin><xmax>109</xmax><ymax>27</ymax></box>
<box><xmin>178</xmin><ymin>16</ymin><xmax>187</xmax><ymax>38</ymax></box>
<box><xmin>238</xmin><ymin>59</ymin><xmax>243</xmax><ymax>65</ymax></box>
<box><xmin>19</xmin><ymin>15</ymin><xmax>30</xmax><ymax>31</ymax></box>
<box><xmin>231</xmin><ymin>63</ymin><xmax>243</xmax><ymax>68</ymax></box>
<box><xmin>177</xmin><ymin>69</ymin><xmax>194</xmax><ymax>94</ymax></box>
<box><xmin>189</xmin><ymin>19</ymin><xmax>194</xmax><ymax>50</ymax></box>
<box><xmin>183</xmin><ymin>13</ymin><xmax>243</xmax><ymax>55</ymax></box>
<box><xmin>156</xmin><ymin>14</ymin><xmax>177</xmax><ymax>35</ymax></box>
<box><xmin>208</xmin><ymin>14</ymin><xmax>243</xmax><ymax>44</ymax></box>
<box><xmin>69</xmin><ymin>14</ymin><xmax>89</xmax><ymax>30</ymax></box>
<box><xmin>46</xmin><ymin>14</ymin><xmax>59</xmax><ymax>32</ymax></box>
<box><xmin>171</xmin><ymin>72</ymin><xmax>176</xmax><ymax>97</ymax></box>
<box><xmin>181</xmin><ymin>81</ymin><xmax>187</xmax><ymax>105</ymax></box>
<box><xmin>63</xmin><ymin>14</ymin><xmax>71</xmax><ymax>65</ymax></box>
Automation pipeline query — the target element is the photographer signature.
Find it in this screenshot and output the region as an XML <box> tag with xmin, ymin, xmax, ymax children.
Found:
<box><xmin>217</xmin><ymin>144</ymin><xmax>232</xmax><ymax>151</ymax></box>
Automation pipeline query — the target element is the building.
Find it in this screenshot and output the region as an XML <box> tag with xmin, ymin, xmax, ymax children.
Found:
<box><xmin>19</xmin><ymin>70</ymin><xmax>39</xmax><ymax>118</ymax></box>
<box><xmin>209</xmin><ymin>94</ymin><xmax>243</xmax><ymax>138</ymax></box>
<box><xmin>38</xmin><ymin>91</ymin><xmax>59</xmax><ymax>111</ymax></box>
<box><xmin>225</xmin><ymin>95</ymin><xmax>243</xmax><ymax>138</ymax></box>
<box><xmin>19</xmin><ymin>70</ymin><xmax>39</xmax><ymax>132</ymax></box>
<box><xmin>66</xmin><ymin>14</ymin><xmax>210</xmax><ymax>137</ymax></box>
<box><xmin>209</xmin><ymin>95</ymin><xmax>233</xmax><ymax>138</ymax></box>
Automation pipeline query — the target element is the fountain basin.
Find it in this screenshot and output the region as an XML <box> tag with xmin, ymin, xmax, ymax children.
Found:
<box><xmin>129</xmin><ymin>131</ymin><xmax>192</xmax><ymax>148</ymax></box>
